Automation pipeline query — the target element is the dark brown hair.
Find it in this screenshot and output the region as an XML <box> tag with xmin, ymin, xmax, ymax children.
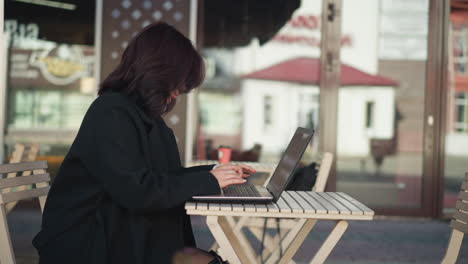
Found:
<box><xmin>99</xmin><ymin>22</ymin><xmax>205</xmax><ymax>117</ymax></box>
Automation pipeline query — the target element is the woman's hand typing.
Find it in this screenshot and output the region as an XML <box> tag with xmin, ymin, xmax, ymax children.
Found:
<box><xmin>210</xmin><ymin>164</ymin><xmax>256</xmax><ymax>189</ymax></box>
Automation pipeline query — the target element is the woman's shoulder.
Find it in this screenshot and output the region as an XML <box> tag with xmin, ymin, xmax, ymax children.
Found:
<box><xmin>87</xmin><ymin>92</ymin><xmax>141</xmax><ymax>116</ymax></box>
<box><xmin>86</xmin><ymin>92</ymin><xmax>155</xmax><ymax>126</ymax></box>
<box><xmin>82</xmin><ymin>93</ymin><xmax>137</xmax><ymax>123</ymax></box>
<box><xmin>93</xmin><ymin>92</ymin><xmax>133</xmax><ymax>108</ymax></box>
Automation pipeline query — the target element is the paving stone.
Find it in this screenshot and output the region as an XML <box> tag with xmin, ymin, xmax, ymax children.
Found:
<box><xmin>5</xmin><ymin>202</ymin><xmax>468</xmax><ymax>263</ymax></box>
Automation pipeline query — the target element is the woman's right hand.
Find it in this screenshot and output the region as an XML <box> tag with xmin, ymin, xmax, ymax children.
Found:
<box><xmin>210</xmin><ymin>164</ymin><xmax>247</xmax><ymax>189</ymax></box>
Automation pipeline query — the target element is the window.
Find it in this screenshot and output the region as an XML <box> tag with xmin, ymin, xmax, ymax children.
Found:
<box><xmin>455</xmin><ymin>92</ymin><xmax>468</xmax><ymax>132</ymax></box>
<box><xmin>452</xmin><ymin>26</ymin><xmax>468</xmax><ymax>75</ymax></box>
<box><xmin>264</xmin><ymin>95</ymin><xmax>273</xmax><ymax>128</ymax></box>
<box><xmin>298</xmin><ymin>93</ymin><xmax>319</xmax><ymax>129</ymax></box>
<box><xmin>5</xmin><ymin>0</ymin><xmax>96</xmax><ymax>132</ymax></box>
<box><xmin>365</xmin><ymin>101</ymin><xmax>375</xmax><ymax>129</ymax></box>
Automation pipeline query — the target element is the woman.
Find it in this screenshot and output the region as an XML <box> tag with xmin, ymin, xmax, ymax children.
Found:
<box><xmin>33</xmin><ymin>22</ymin><xmax>255</xmax><ymax>264</ymax></box>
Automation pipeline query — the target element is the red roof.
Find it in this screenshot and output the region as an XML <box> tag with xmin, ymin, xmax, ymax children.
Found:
<box><xmin>243</xmin><ymin>57</ymin><xmax>398</xmax><ymax>86</ymax></box>
<box><xmin>451</xmin><ymin>10</ymin><xmax>468</xmax><ymax>25</ymax></box>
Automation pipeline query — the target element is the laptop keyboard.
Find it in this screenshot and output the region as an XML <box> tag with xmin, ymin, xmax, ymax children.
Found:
<box><xmin>223</xmin><ymin>183</ymin><xmax>262</xmax><ymax>197</ymax></box>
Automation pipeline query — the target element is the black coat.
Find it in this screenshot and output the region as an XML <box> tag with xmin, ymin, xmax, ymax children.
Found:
<box><xmin>33</xmin><ymin>92</ymin><xmax>221</xmax><ymax>264</ymax></box>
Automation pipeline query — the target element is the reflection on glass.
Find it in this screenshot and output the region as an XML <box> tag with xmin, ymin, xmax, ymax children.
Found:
<box><xmin>196</xmin><ymin>0</ymin><xmax>320</xmax><ymax>166</ymax></box>
<box><xmin>336</xmin><ymin>0</ymin><xmax>429</xmax><ymax>209</ymax></box>
<box><xmin>444</xmin><ymin>5</ymin><xmax>468</xmax><ymax>214</ymax></box>
<box><xmin>3</xmin><ymin>0</ymin><xmax>95</xmax><ymax>159</ymax></box>
<box><xmin>7</xmin><ymin>40</ymin><xmax>95</xmax><ymax>130</ymax></box>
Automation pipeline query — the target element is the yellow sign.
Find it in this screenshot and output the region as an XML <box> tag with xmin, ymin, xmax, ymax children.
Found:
<box><xmin>39</xmin><ymin>56</ymin><xmax>84</xmax><ymax>78</ymax></box>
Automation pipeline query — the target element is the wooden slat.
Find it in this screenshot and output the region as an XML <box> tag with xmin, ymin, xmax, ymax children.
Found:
<box><xmin>337</xmin><ymin>192</ymin><xmax>374</xmax><ymax>216</ymax></box>
<box><xmin>451</xmin><ymin>219</ymin><xmax>468</xmax><ymax>233</ymax></box>
<box><xmin>459</xmin><ymin>191</ymin><xmax>468</xmax><ymax>201</ymax></box>
<box><xmin>0</xmin><ymin>205</ymin><xmax>16</xmax><ymax>264</ymax></box>
<box><xmin>456</xmin><ymin>201</ymin><xmax>468</xmax><ymax>212</ymax></box>
<box><xmin>244</xmin><ymin>203</ymin><xmax>256</xmax><ymax>213</ymax></box>
<box><xmin>255</xmin><ymin>203</ymin><xmax>268</xmax><ymax>213</ymax></box>
<box><xmin>185</xmin><ymin>202</ymin><xmax>196</xmax><ymax>210</ymax></box>
<box><xmin>297</xmin><ymin>191</ymin><xmax>327</xmax><ymax>214</ymax></box>
<box><xmin>317</xmin><ymin>192</ymin><xmax>351</xmax><ymax>215</ymax></box>
<box><xmin>313</xmin><ymin>152</ymin><xmax>333</xmax><ymax>192</ymax></box>
<box><xmin>196</xmin><ymin>202</ymin><xmax>208</xmax><ymax>211</ymax></box>
<box><xmin>282</xmin><ymin>192</ymin><xmax>304</xmax><ymax>213</ymax></box>
<box><xmin>208</xmin><ymin>203</ymin><xmax>220</xmax><ymax>211</ymax></box>
<box><xmin>231</xmin><ymin>203</ymin><xmax>244</xmax><ymax>212</ymax></box>
<box><xmin>289</xmin><ymin>191</ymin><xmax>315</xmax><ymax>213</ymax></box>
<box><xmin>462</xmin><ymin>181</ymin><xmax>468</xmax><ymax>191</ymax></box>
<box><xmin>266</xmin><ymin>202</ymin><xmax>280</xmax><ymax>213</ymax></box>
<box><xmin>323</xmin><ymin>192</ymin><xmax>362</xmax><ymax>215</ymax></box>
<box><xmin>0</xmin><ymin>173</ymin><xmax>50</xmax><ymax>189</ymax></box>
<box><xmin>453</xmin><ymin>210</ymin><xmax>468</xmax><ymax>223</ymax></box>
<box><xmin>0</xmin><ymin>187</ymin><xmax>49</xmax><ymax>204</ymax></box>
<box><xmin>275</xmin><ymin>196</ymin><xmax>292</xmax><ymax>213</ymax></box>
<box><xmin>186</xmin><ymin>209</ymin><xmax>374</xmax><ymax>220</ymax></box>
<box><xmin>0</xmin><ymin>161</ymin><xmax>48</xmax><ymax>174</ymax></box>
<box><xmin>220</xmin><ymin>203</ymin><xmax>232</xmax><ymax>212</ymax></box>
<box><xmin>307</xmin><ymin>192</ymin><xmax>339</xmax><ymax>214</ymax></box>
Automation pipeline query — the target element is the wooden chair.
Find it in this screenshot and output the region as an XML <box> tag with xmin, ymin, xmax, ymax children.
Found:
<box><xmin>5</xmin><ymin>143</ymin><xmax>40</xmax><ymax>213</ymax></box>
<box><xmin>7</xmin><ymin>143</ymin><xmax>39</xmax><ymax>164</ymax></box>
<box><xmin>213</xmin><ymin>152</ymin><xmax>334</xmax><ymax>263</ymax></box>
<box><xmin>0</xmin><ymin>161</ymin><xmax>50</xmax><ymax>264</ymax></box>
<box><xmin>441</xmin><ymin>172</ymin><xmax>468</xmax><ymax>264</ymax></box>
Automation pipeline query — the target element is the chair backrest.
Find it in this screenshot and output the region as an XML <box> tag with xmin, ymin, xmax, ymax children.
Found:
<box><xmin>8</xmin><ymin>144</ymin><xmax>25</xmax><ymax>164</ymax></box>
<box><xmin>451</xmin><ymin>173</ymin><xmax>468</xmax><ymax>234</ymax></box>
<box><xmin>5</xmin><ymin>143</ymin><xmax>40</xmax><ymax>213</ymax></box>
<box><xmin>9</xmin><ymin>143</ymin><xmax>39</xmax><ymax>163</ymax></box>
<box><xmin>312</xmin><ymin>152</ymin><xmax>334</xmax><ymax>192</ymax></box>
<box><xmin>0</xmin><ymin>161</ymin><xmax>50</xmax><ymax>264</ymax></box>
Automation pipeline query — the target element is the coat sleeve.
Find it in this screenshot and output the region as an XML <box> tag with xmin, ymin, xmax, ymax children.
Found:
<box><xmin>78</xmin><ymin>99</ymin><xmax>221</xmax><ymax>212</ymax></box>
<box><xmin>174</xmin><ymin>165</ymin><xmax>215</xmax><ymax>174</ymax></box>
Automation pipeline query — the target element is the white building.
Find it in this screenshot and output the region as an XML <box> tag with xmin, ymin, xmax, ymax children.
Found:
<box><xmin>241</xmin><ymin>57</ymin><xmax>398</xmax><ymax>157</ymax></box>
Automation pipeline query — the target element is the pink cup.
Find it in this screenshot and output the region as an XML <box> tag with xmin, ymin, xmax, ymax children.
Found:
<box><xmin>218</xmin><ymin>146</ymin><xmax>232</xmax><ymax>164</ymax></box>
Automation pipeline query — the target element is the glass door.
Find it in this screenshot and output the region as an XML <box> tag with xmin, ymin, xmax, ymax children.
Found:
<box><xmin>444</xmin><ymin>2</ymin><xmax>468</xmax><ymax>214</ymax></box>
<box><xmin>334</xmin><ymin>0</ymin><xmax>431</xmax><ymax>214</ymax></box>
<box><xmin>2</xmin><ymin>0</ymin><xmax>96</xmax><ymax>175</ymax></box>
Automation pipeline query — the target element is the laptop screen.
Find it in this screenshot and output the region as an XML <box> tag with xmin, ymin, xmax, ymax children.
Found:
<box><xmin>266</xmin><ymin>127</ymin><xmax>314</xmax><ymax>202</ymax></box>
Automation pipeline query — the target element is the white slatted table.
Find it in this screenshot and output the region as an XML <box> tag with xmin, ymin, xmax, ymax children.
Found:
<box><xmin>186</xmin><ymin>191</ymin><xmax>374</xmax><ymax>264</ymax></box>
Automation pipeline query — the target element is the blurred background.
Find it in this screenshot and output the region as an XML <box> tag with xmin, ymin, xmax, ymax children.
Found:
<box><xmin>1</xmin><ymin>0</ymin><xmax>468</xmax><ymax>263</ymax></box>
<box><xmin>1</xmin><ymin>0</ymin><xmax>466</xmax><ymax>218</ymax></box>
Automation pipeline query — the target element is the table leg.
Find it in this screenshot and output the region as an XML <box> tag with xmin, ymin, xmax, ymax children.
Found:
<box><xmin>264</xmin><ymin>219</ymin><xmax>317</xmax><ymax>264</ymax></box>
<box><xmin>206</xmin><ymin>215</ymin><xmax>258</xmax><ymax>264</ymax></box>
<box><xmin>244</xmin><ymin>219</ymin><xmax>281</xmax><ymax>262</ymax></box>
<box><xmin>233</xmin><ymin>216</ymin><xmax>249</xmax><ymax>231</ymax></box>
<box><xmin>230</xmin><ymin>217</ymin><xmax>283</xmax><ymax>263</ymax></box>
<box><xmin>309</xmin><ymin>220</ymin><xmax>349</xmax><ymax>264</ymax></box>
<box><xmin>210</xmin><ymin>216</ymin><xmax>238</xmax><ymax>251</ymax></box>
<box><xmin>441</xmin><ymin>229</ymin><xmax>464</xmax><ymax>264</ymax></box>
<box><xmin>256</xmin><ymin>218</ymin><xmax>307</xmax><ymax>261</ymax></box>
<box><xmin>225</xmin><ymin>216</ymin><xmax>258</xmax><ymax>264</ymax></box>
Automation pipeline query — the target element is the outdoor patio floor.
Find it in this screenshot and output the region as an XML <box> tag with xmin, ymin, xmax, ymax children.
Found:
<box><xmin>6</xmin><ymin>201</ymin><xmax>468</xmax><ymax>264</ymax></box>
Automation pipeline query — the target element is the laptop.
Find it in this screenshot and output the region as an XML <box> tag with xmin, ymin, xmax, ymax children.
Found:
<box><xmin>192</xmin><ymin>127</ymin><xmax>314</xmax><ymax>203</ymax></box>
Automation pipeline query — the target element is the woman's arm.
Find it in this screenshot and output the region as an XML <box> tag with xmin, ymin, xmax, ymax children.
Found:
<box><xmin>78</xmin><ymin>99</ymin><xmax>221</xmax><ymax>213</ymax></box>
<box><xmin>174</xmin><ymin>165</ymin><xmax>215</xmax><ymax>174</ymax></box>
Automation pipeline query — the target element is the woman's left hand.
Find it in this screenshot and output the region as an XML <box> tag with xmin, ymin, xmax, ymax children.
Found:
<box><xmin>235</xmin><ymin>164</ymin><xmax>256</xmax><ymax>178</ymax></box>
<box><xmin>216</xmin><ymin>164</ymin><xmax>256</xmax><ymax>178</ymax></box>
